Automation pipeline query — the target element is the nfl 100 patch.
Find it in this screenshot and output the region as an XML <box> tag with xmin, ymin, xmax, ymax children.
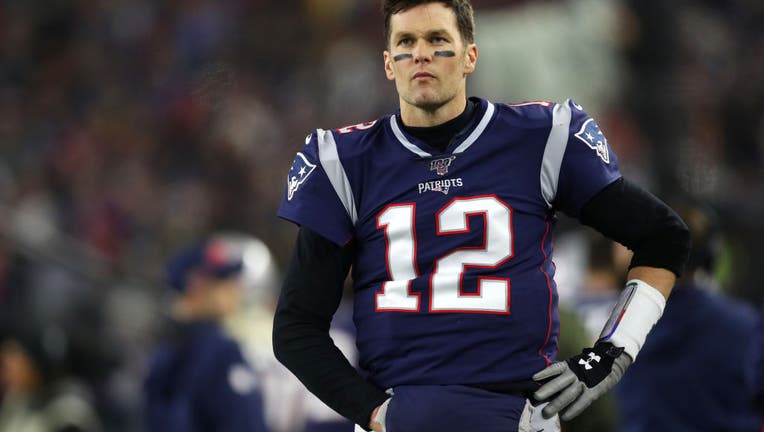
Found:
<box><xmin>429</xmin><ymin>155</ymin><xmax>457</xmax><ymax>176</ymax></box>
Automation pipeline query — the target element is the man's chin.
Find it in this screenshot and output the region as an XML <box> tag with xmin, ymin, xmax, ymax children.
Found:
<box><xmin>410</xmin><ymin>95</ymin><xmax>446</xmax><ymax>112</ymax></box>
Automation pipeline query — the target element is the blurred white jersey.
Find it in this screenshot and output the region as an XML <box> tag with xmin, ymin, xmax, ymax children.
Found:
<box><xmin>226</xmin><ymin>303</ymin><xmax>356</xmax><ymax>431</ymax></box>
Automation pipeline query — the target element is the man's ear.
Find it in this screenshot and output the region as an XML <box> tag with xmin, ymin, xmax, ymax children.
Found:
<box><xmin>463</xmin><ymin>43</ymin><xmax>478</xmax><ymax>75</ymax></box>
<box><xmin>383</xmin><ymin>51</ymin><xmax>395</xmax><ymax>81</ymax></box>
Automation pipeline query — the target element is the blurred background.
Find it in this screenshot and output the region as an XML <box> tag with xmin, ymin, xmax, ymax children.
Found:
<box><xmin>0</xmin><ymin>0</ymin><xmax>762</xmax><ymax>431</ymax></box>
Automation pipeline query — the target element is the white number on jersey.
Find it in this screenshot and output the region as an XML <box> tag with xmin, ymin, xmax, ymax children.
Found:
<box><xmin>376</xmin><ymin>195</ymin><xmax>513</xmax><ymax>314</ymax></box>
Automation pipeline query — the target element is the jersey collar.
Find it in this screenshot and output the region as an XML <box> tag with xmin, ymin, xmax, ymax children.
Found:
<box><xmin>389</xmin><ymin>97</ymin><xmax>495</xmax><ymax>158</ymax></box>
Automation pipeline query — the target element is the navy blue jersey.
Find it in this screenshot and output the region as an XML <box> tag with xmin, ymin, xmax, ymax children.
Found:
<box><xmin>278</xmin><ymin>98</ymin><xmax>620</xmax><ymax>390</ymax></box>
<box><xmin>143</xmin><ymin>321</ymin><xmax>267</xmax><ymax>432</ymax></box>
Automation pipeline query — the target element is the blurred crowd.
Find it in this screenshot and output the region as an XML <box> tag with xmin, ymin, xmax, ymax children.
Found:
<box><xmin>0</xmin><ymin>0</ymin><xmax>762</xmax><ymax>431</ymax></box>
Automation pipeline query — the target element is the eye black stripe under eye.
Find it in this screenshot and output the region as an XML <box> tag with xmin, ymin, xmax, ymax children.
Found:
<box><xmin>434</xmin><ymin>50</ymin><xmax>455</xmax><ymax>57</ymax></box>
<box><xmin>393</xmin><ymin>54</ymin><xmax>414</xmax><ymax>62</ymax></box>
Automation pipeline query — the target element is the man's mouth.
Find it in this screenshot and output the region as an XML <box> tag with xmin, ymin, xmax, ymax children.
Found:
<box><xmin>413</xmin><ymin>72</ymin><xmax>434</xmax><ymax>80</ymax></box>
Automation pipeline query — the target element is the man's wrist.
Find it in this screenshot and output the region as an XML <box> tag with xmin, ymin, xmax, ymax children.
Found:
<box><xmin>368</xmin><ymin>405</ymin><xmax>380</xmax><ymax>429</ymax></box>
<box><xmin>368</xmin><ymin>397</ymin><xmax>390</xmax><ymax>431</ymax></box>
<box><xmin>597</xmin><ymin>279</ymin><xmax>666</xmax><ymax>360</ymax></box>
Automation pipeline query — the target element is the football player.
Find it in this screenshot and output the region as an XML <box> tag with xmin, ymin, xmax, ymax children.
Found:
<box><xmin>274</xmin><ymin>1</ymin><xmax>690</xmax><ymax>431</ymax></box>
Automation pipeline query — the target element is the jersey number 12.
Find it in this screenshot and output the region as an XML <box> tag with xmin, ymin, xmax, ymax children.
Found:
<box><xmin>376</xmin><ymin>195</ymin><xmax>513</xmax><ymax>314</ymax></box>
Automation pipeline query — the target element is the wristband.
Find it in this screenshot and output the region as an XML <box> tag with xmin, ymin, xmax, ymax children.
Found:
<box><xmin>597</xmin><ymin>279</ymin><xmax>666</xmax><ymax>361</ymax></box>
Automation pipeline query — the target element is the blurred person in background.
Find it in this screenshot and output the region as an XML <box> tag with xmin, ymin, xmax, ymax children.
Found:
<box><xmin>616</xmin><ymin>200</ymin><xmax>763</xmax><ymax>431</ymax></box>
<box><xmin>553</xmin><ymin>232</ymin><xmax>631</xmax><ymax>432</ymax></box>
<box><xmin>143</xmin><ymin>237</ymin><xmax>268</xmax><ymax>432</ymax></box>
<box><xmin>0</xmin><ymin>320</ymin><xmax>100</xmax><ymax>432</ymax></box>
<box><xmin>572</xmin><ymin>233</ymin><xmax>631</xmax><ymax>341</ymax></box>
<box><xmin>221</xmin><ymin>233</ymin><xmax>355</xmax><ymax>432</ymax></box>
<box><xmin>274</xmin><ymin>1</ymin><xmax>689</xmax><ymax>431</ymax></box>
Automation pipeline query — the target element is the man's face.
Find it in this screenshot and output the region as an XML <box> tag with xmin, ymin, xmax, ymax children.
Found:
<box><xmin>384</xmin><ymin>3</ymin><xmax>477</xmax><ymax>113</ymax></box>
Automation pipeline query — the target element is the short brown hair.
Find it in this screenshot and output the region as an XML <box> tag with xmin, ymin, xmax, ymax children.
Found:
<box><xmin>382</xmin><ymin>0</ymin><xmax>475</xmax><ymax>47</ymax></box>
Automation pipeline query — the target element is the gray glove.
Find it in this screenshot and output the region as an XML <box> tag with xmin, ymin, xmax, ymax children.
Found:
<box><xmin>532</xmin><ymin>342</ymin><xmax>632</xmax><ymax>421</ymax></box>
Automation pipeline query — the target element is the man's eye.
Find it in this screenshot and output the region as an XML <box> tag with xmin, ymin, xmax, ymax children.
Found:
<box><xmin>398</xmin><ymin>38</ymin><xmax>412</xmax><ymax>46</ymax></box>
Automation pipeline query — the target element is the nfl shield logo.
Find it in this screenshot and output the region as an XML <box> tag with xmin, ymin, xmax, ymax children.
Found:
<box><xmin>430</xmin><ymin>156</ymin><xmax>456</xmax><ymax>176</ymax></box>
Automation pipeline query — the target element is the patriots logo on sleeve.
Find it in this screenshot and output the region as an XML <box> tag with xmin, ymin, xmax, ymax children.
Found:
<box><xmin>574</xmin><ymin>118</ymin><xmax>610</xmax><ymax>164</ymax></box>
<box><xmin>287</xmin><ymin>152</ymin><xmax>316</xmax><ymax>201</ymax></box>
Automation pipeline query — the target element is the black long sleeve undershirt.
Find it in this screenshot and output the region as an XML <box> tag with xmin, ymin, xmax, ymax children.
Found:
<box><xmin>579</xmin><ymin>177</ymin><xmax>690</xmax><ymax>277</ymax></box>
<box><xmin>273</xmin><ymin>178</ymin><xmax>689</xmax><ymax>429</ymax></box>
<box><xmin>272</xmin><ymin>229</ymin><xmax>388</xmax><ymax>429</ymax></box>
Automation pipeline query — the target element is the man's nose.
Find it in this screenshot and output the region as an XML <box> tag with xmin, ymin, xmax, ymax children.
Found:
<box><xmin>412</xmin><ymin>44</ymin><xmax>432</xmax><ymax>64</ymax></box>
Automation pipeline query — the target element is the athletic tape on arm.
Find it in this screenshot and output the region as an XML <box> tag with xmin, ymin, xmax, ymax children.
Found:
<box><xmin>597</xmin><ymin>279</ymin><xmax>666</xmax><ymax>361</ymax></box>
